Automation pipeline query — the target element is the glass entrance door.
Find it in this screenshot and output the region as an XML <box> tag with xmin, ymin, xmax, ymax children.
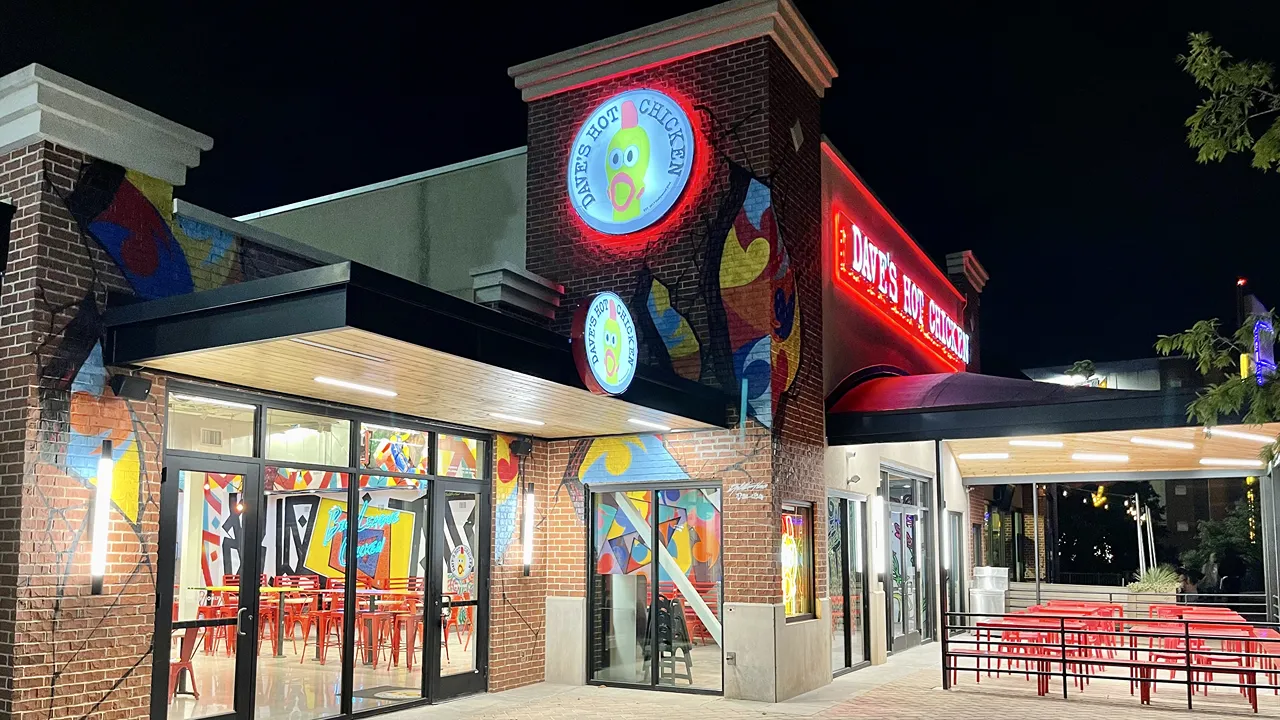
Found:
<box><xmin>587</xmin><ymin>487</ymin><xmax>724</xmax><ymax>694</ymax></box>
<box><xmin>154</xmin><ymin>460</ymin><xmax>263</xmax><ymax>720</ymax></box>
<box><xmin>888</xmin><ymin>505</ymin><xmax>923</xmax><ymax>650</ymax></box>
<box><xmin>426</xmin><ymin>480</ymin><xmax>488</xmax><ymax>701</ymax></box>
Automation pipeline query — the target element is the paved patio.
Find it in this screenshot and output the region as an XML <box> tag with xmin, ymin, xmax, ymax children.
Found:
<box><xmin>390</xmin><ymin>642</ymin><xmax>1280</xmax><ymax>719</ymax></box>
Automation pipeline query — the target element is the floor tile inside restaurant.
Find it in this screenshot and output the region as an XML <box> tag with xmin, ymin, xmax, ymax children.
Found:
<box><xmin>167</xmin><ymin>631</ymin><xmax>475</xmax><ymax>719</ymax></box>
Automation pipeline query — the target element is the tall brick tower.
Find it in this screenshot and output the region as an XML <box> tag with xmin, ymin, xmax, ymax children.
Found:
<box><xmin>510</xmin><ymin>0</ymin><xmax>838</xmax><ymax>701</ymax></box>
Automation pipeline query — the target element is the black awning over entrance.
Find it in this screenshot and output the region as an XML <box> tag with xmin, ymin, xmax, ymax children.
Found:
<box><xmin>105</xmin><ymin>262</ymin><xmax>728</xmax><ymax>438</ymax></box>
<box><xmin>826</xmin><ymin>372</ymin><xmax>1204</xmax><ymax>445</ymax></box>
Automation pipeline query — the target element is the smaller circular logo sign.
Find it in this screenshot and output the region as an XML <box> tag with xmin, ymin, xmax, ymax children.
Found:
<box><xmin>449</xmin><ymin>544</ymin><xmax>474</xmax><ymax>581</ymax></box>
<box><xmin>567</xmin><ymin>89</ymin><xmax>695</xmax><ymax>235</ymax></box>
<box><xmin>571</xmin><ymin>292</ymin><xmax>638</xmax><ymax>396</ymax></box>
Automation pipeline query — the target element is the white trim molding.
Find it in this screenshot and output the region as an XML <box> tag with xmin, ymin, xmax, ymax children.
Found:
<box><xmin>508</xmin><ymin>0</ymin><xmax>837</xmax><ymax>101</ymax></box>
<box><xmin>0</xmin><ymin>64</ymin><xmax>212</xmax><ymax>186</ymax></box>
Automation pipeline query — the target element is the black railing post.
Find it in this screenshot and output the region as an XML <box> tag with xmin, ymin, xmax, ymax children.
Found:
<box><xmin>941</xmin><ymin>572</ymin><xmax>951</xmax><ymax>690</ymax></box>
<box><xmin>1184</xmin><ymin>620</ymin><xmax>1194</xmax><ymax>710</ymax></box>
<box><xmin>1060</xmin><ymin>617</ymin><xmax>1069</xmax><ymax>699</ymax></box>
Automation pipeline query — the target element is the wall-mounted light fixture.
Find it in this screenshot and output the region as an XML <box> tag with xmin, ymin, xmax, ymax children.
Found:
<box><xmin>522</xmin><ymin>481</ymin><xmax>535</xmax><ymax>577</ymax></box>
<box><xmin>91</xmin><ymin>439</ymin><xmax>113</xmax><ymax>595</ymax></box>
<box><xmin>870</xmin><ymin>494</ymin><xmax>886</xmax><ymax>576</ymax></box>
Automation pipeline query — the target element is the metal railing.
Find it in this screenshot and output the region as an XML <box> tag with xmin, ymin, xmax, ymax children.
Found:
<box><xmin>1003</xmin><ymin>586</ymin><xmax>1269</xmax><ymax>622</ymax></box>
<box><xmin>941</xmin><ymin>602</ymin><xmax>1280</xmax><ymax>711</ymax></box>
<box><xmin>1056</xmin><ymin>572</ymin><xmax>1127</xmax><ymax>587</ymax></box>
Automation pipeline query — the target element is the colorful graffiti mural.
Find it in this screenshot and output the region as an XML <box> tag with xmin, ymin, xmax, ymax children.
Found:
<box><xmin>558</xmin><ymin>434</ymin><xmax>690</xmax><ymax>521</ymax></box>
<box><xmin>301</xmin><ymin>498</ymin><xmax>416</xmax><ymax>585</ymax></box>
<box><xmin>361</xmin><ymin>425</ymin><xmax>430</xmax><ymax>475</ymax></box>
<box><xmin>438</xmin><ymin>434</ymin><xmax>481</xmax><ymax>478</ymax></box>
<box><xmin>635</xmin><ymin>267</ymin><xmax>701</xmax><ymax>381</ymax></box>
<box><xmin>494</xmin><ymin>435</ymin><xmax>520</xmax><ymax>565</ymax></box>
<box><xmin>65</xmin><ymin>160</ymin><xmax>243</xmax><ymax>298</ymax></box>
<box><xmin>593</xmin><ymin>489</ymin><xmax>722</xmax><ymax>581</ymax></box>
<box><xmin>705</xmin><ymin>171</ymin><xmax>800</xmax><ymax>429</ymax></box>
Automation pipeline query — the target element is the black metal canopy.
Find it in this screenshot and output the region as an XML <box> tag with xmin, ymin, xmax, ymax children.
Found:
<box><xmin>104</xmin><ymin>262</ymin><xmax>728</xmax><ymax>433</ymax></box>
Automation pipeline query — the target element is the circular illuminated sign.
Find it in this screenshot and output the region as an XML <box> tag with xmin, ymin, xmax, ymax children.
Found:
<box><xmin>571</xmin><ymin>292</ymin><xmax>638</xmax><ymax>396</ymax></box>
<box><xmin>566</xmin><ymin>89</ymin><xmax>695</xmax><ymax>235</ymax></box>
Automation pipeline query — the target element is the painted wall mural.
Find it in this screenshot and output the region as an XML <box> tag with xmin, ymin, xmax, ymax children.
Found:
<box><xmin>558</xmin><ymin>434</ymin><xmax>690</xmax><ymax>521</ymax></box>
<box><xmin>626</xmin><ymin>162</ymin><xmax>802</xmax><ymax>430</ymax></box>
<box><xmin>65</xmin><ymin>160</ymin><xmax>244</xmax><ymax>298</ymax></box>
<box><xmin>704</xmin><ymin>171</ymin><xmax>800</xmax><ymax>429</ymax></box>
<box><xmin>494</xmin><ymin>435</ymin><xmax>520</xmax><ymax>565</ymax></box>
<box><xmin>635</xmin><ymin>267</ymin><xmax>701</xmax><ymax>382</ymax></box>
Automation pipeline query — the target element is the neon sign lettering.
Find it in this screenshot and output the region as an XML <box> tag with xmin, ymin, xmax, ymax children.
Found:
<box><xmin>321</xmin><ymin>503</ymin><xmax>402</xmax><ymax>564</ymax></box>
<box><xmin>834</xmin><ymin>211</ymin><xmax>970</xmax><ymax>366</ymax></box>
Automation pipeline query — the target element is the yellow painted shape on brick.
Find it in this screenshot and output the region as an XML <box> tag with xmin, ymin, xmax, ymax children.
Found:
<box><xmin>125</xmin><ymin>169</ymin><xmax>173</xmax><ymax>212</ymax></box>
<box><xmin>92</xmin><ymin>438</ymin><xmax>141</xmax><ymax>525</ymax></box>
<box><xmin>581</xmin><ymin>436</ymin><xmax>644</xmax><ymax>479</ymax></box>
<box><xmin>719</xmin><ymin>226</ymin><xmax>770</xmax><ymax>289</ymax></box>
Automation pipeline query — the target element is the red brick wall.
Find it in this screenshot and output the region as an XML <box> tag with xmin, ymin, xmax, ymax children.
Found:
<box><xmin>525</xmin><ymin>38</ymin><xmax>771</xmax><ymax>357</ymax></box>
<box><xmin>764</xmin><ymin>41</ymin><xmax>827</xmax><ymax>601</ymax></box>
<box><xmin>487</xmin><ymin>439</ymin><xmax>550</xmax><ymax>692</ymax></box>
<box><xmin>968</xmin><ymin>488</ymin><xmax>987</xmax><ymax>574</ymax></box>
<box><xmin>0</xmin><ymin>140</ymin><xmax>322</xmax><ymax>720</ymax></box>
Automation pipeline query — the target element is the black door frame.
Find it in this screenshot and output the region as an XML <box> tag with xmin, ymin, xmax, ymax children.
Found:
<box><xmin>585</xmin><ymin>482</ymin><xmax>723</xmax><ymax>696</ymax></box>
<box><xmin>152</xmin><ymin>380</ymin><xmax>497</xmax><ymax>719</ymax></box>
<box><xmin>152</xmin><ymin>456</ymin><xmax>265</xmax><ymax>720</ymax></box>
<box><xmin>426</xmin><ymin>478</ymin><xmax>491</xmax><ymax>701</ymax></box>
<box><xmin>828</xmin><ymin>491</ymin><xmax>871</xmax><ymax>677</ymax></box>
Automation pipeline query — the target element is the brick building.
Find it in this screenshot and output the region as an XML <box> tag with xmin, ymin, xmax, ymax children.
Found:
<box><xmin>10</xmin><ymin>2</ymin><xmax>1273</xmax><ymax>720</ymax></box>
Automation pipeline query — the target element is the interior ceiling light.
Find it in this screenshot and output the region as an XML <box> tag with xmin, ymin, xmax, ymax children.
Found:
<box><xmin>292</xmin><ymin>337</ymin><xmax>388</xmax><ymax>363</ymax></box>
<box><xmin>1071</xmin><ymin>452</ymin><xmax>1128</xmax><ymax>463</ymax></box>
<box><xmin>490</xmin><ymin>412</ymin><xmax>545</xmax><ymax>427</ymax></box>
<box><xmin>1008</xmin><ymin>439</ymin><xmax>1063</xmax><ymax>448</ymax></box>
<box><xmin>313</xmin><ymin>376</ymin><xmax>397</xmax><ymax>397</ymax></box>
<box><xmin>628</xmin><ymin>418</ymin><xmax>671</xmax><ymax>431</ymax></box>
<box><xmin>171</xmin><ymin>393</ymin><xmax>256</xmax><ymax>410</ymax></box>
<box><xmin>1199</xmin><ymin>457</ymin><xmax>1265</xmax><ymax>468</ymax></box>
<box><xmin>957</xmin><ymin>452</ymin><xmax>1009</xmax><ymax>460</ymax></box>
<box><xmin>1130</xmin><ymin>436</ymin><xmax>1195</xmax><ymax>450</ymax></box>
<box><xmin>1206</xmin><ymin>427</ymin><xmax>1277</xmax><ymax>444</ymax></box>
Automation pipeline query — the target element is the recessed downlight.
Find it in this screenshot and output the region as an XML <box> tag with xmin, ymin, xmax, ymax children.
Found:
<box><xmin>957</xmin><ymin>452</ymin><xmax>1010</xmax><ymax>461</ymax></box>
<box><xmin>314</xmin><ymin>376</ymin><xmax>397</xmax><ymax>397</ymax></box>
<box><xmin>1199</xmin><ymin>457</ymin><xmax>1265</xmax><ymax>468</ymax></box>
<box><xmin>1206</xmin><ymin>427</ymin><xmax>1277</xmax><ymax>444</ymax></box>
<box><xmin>490</xmin><ymin>412</ymin><xmax>545</xmax><ymax>427</ymax></box>
<box><xmin>1008</xmin><ymin>439</ymin><xmax>1063</xmax><ymax>448</ymax></box>
<box><xmin>1130</xmin><ymin>436</ymin><xmax>1195</xmax><ymax>450</ymax></box>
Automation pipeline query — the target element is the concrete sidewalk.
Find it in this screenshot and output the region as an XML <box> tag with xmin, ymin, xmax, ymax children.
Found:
<box><xmin>393</xmin><ymin>644</ymin><xmax>945</xmax><ymax>718</ymax></box>
<box><xmin>390</xmin><ymin>641</ymin><xmax>1280</xmax><ymax>718</ymax></box>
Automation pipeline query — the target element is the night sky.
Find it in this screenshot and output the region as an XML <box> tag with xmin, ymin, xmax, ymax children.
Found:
<box><xmin>4</xmin><ymin>1</ymin><xmax>1277</xmax><ymax>377</ymax></box>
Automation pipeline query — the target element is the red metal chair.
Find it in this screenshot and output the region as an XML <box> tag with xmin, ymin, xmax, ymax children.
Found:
<box><xmin>169</xmin><ymin>627</ymin><xmax>201</xmax><ymax>701</ymax></box>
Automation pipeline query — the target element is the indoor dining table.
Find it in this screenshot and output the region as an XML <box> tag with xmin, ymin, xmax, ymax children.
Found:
<box><xmin>196</xmin><ymin>585</ymin><xmax>297</xmax><ymax>657</ymax></box>
<box><xmin>306</xmin><ymin>588</ymin><xmax>423</xmax><ymax>665</ymax></box>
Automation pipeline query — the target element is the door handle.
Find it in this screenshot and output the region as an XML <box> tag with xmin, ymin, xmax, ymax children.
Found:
<box><xmin>237</xmin><ymin>607</ymin><xmax>251</xmax><ymax>637</ymax></box>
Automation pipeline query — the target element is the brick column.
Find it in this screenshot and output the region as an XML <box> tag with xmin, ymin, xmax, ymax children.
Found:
<box><xmin>509</xmin><ymin>0</ymin><xmax>837</xmax><ymax>701</ymax></box>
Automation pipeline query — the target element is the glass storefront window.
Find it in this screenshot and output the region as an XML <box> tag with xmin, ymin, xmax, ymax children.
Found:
<box><xmin>781</xmin><ymin>503</ymin><xmax>813</xmax><ymax>619</ymax></box>
<box><xmin>360</xmin><ymin>422</ymin><xmax>430</xmax><ymax>474</ymax></box>
<box><xmin>828</xmin><ymin>495</ymin><xmax>868</xmax><ymax>673</ymax></box>
<box><xmin>166</xmin><ymin>393</ymin><xmax>256</xmax><ymax>456</ymax></box>
<box><xmin>265</xmin><ymin>409</ymin><xmax>351</xmax><ymax>466</ymax></box>
<box><xmin>436</xmin><ymin>434</ymin><xmax>483</xmax><ymax>478</ymax></box>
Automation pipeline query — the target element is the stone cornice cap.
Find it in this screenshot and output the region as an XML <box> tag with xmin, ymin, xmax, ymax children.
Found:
<box><xmin>0</xmin><ymin>63</ymin><xmax>213</xmax><ymax>185</ymax></box>
<box><xmin>509</xmin><ymin>0</ymin><xmax>837</xmax><ymax>101</ymax></box>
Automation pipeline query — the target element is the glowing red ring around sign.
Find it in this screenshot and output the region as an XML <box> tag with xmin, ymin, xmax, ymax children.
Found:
<box><xmin>564</xmin><ymin>84</ymin><xmax>710</xmax><ymax>253</ymax></box>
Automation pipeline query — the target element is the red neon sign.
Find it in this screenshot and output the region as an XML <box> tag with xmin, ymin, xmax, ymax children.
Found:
<box><xmin>833</xmin><ymin>211</ymin><xmax>970</xmax><ymax>368</ymax></box>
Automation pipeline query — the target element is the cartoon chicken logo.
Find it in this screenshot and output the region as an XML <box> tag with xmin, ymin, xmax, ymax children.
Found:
<box><xmin>605</xmin><ymin>100</ymin><xmax>651</xmax><ymax>222</ymax></box>
<box><xmin>602</xmin><ymin>298</ymin><xmax>623</xmax><ymax>384</ymax></box>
